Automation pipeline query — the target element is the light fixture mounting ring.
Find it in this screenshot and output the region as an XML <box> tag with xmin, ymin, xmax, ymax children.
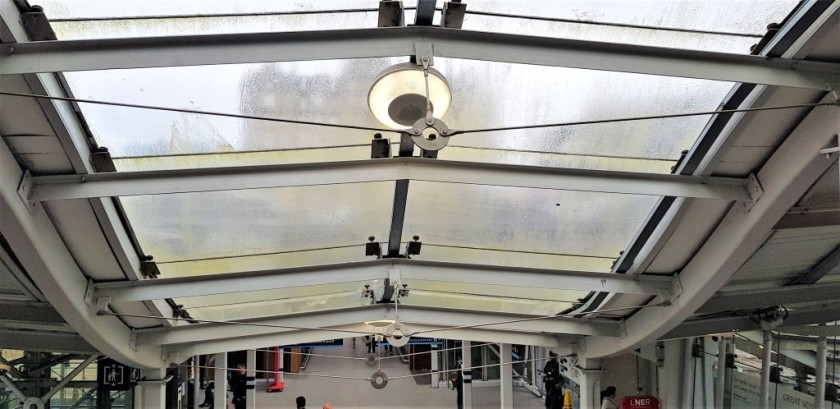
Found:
<box><xmin>410</xmin><ymin>117</ymin><xmax>451</xmax><ymax>151</ymax></box>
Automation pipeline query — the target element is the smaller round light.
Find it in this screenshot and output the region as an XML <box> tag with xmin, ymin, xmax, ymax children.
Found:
<box><xmin>368</xmin><ymin>63</ymin><xmax>452</xmax><ymax>130</ymax></box>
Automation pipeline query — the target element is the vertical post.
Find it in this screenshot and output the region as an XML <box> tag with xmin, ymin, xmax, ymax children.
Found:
<box><xmin>681</xmin><ymin>338</ymin><xmax>695</xmax><ymax>409</ymax></box>
<box><xmin>192</xmin><ymin>356</ymin><xmax>199</xmax><ymax>409</ymax></box>
<box><xmin>246</xmin><ymin>350</ymin><xmax>256</xmax><ymax>409</ymax></box>
<box><xmin>715</xmin><ymin>337</ymin><xmax>728</xmax><ymax>409</ymax></box>
<box><xmin>138</xmin><ymin>369</ymin><xmax>166</xmax><ymax>409</ymax></box>
<box><xmin>576</xmin><ymin>358</ymin><xmax>602</xmax><ymax>409</ymax></box>
<box><xmin>500</xmin><ymin>343</ymin><xmax>513</xmax><ymax>409</ymax></box>
<box><xmin>431</xmin><ymin>343</ymin><xmax>439</xmax><ymax>388</ymax></box>
<box><xmin>462</xmin><ymin>341</ymin><xmax>473</xmax><ymax>409</ymax></box>
<box><xmin>760</xmin><ymin>331</ymin><xmax>773</xmax><ymax>409</ymax></box>
<box><xmin>815</xmin><ymin>336</ymin><xmax>827</xmax><ymax>409</ymax></box>
<box><xmin>723</xmin><ymin>339</ymin><xmax>735</xmax><ymax>409</ymax></box>
<box><xmin>214</xmin><ymin>353</ymin><xmax>227</xmax><ymax>409</ymax></box>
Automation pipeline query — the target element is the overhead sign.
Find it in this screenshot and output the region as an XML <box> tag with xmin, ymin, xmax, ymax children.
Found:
<box><xmin>97</xmin><ymin>358</ymin><xmax>138</xmax><ymax>391</ymax></box>
<box><xmin>287</xmin><ymin>339</ymin><xmax>344</xmax><ymax>348</ymax></box>
<box><xmin>621</xmin><ymin>396</ymin><xmax>660</xmax><ymax>409</ymax></box>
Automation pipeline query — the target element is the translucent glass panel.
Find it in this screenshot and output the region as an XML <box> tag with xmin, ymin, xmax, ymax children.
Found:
<box><xmin>403</xmin><ymin>182</ymin><xmax>657</xmax><ymax>264</ymax></box>
<box><xmin>399</xmin><ymin>280</ymin><xmax>583</xmax><ymax>315</ymax></box>
<box><xmin>41</xmin><ymin>0</ymin><xmax>796</xmax><ymax>56</ymax></box>
<box><xmin>67</xmin><ymin>58</ymin><xmax>731</xmax><ymax>174</ymax></box>
<box><xmin>176</xmin><ymin>282</ymin><xmax>368</xmax><ymax>321</ymax></box>
<box><xmin>120</xmin><ymin>182</ymin><xmax>392</xmax><ymax>268</ymax></box>
<box><xmin>39</xmin><ymin>0</ymin><xmax>377</xmax><ymax>20</ymax></box>
<box><xmin>464</xmin><ymin>1</ymin><xmax>797</xmax><ymax>53</ymax></box>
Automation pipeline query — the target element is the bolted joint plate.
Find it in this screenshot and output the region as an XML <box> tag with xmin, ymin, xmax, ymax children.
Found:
<box><xmin>743</xmin><ymin>173</ymin><xmax>764</xmax><ymax>212</ymax></box>
<box><xmin>16</xmin><ymin>170</ymin><xmax>36</xmax><ymax>211</ymax></box>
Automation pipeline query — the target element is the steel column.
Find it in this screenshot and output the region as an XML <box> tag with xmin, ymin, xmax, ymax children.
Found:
<box><xmin>500</xmin><ymin>343</ymin><xmax>513</xmax><ymax>409</ymax></box>
<box><xmin>715</xmin><ymin>337</ymin><xmax>728</xmax><ymax>409</ymax></box>
<box><xmin>760</xmin><ymin>331</ymin><xmax>773</xmax><ymax>409</ymax></box>
<box><xmin>213</xmin><ymin>353</ymin><xmax>227</xmax><ymax>409</ymax></box>
<box><xmin>815</xmin><ymin>336</ymin><xmax>827</xmax><ymax>409</ymax></box>
<box><xmin>246</xmin><ymin>350</ymin><xmax>256</xmax><ymax>409</ymax></box>
<box><xmin>462</xmin><ymin>341</ymin><xmax>472</xmax><ymax>409</ymax></box>
<box><xmin>192</xmin><ymin>357</ymin><xmax>199</xmax><ymax>409</ymax></box>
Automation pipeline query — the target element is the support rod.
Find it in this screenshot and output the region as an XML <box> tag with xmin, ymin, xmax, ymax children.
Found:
<box><xmin>0</xmin><ymin>372</ymin><xmax>26</xmax><ymax>401</ymax></box>
<box><xmin>41</xmin><ymin>355</ymin><xmax>97</xmax><ymax>402</ymax></box>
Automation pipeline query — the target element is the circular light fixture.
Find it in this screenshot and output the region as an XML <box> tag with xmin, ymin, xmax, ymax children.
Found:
<box><xmin>368</xmin><ymin>63</ymin><xmax>452</xmax><ymax>130</ymax></box>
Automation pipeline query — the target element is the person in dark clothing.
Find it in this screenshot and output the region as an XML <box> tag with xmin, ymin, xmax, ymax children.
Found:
<box><xmin>296</xmin><ymin>395</ymin><xmax>307</xmax><ymax>409</ymax></box>
<box><xmin>449</xmin><ymin>370</ymin><xmax>463</xmax><ymax>409</ymax></box>
<box><xmin>546</xmin><ymin>378</ymin><xmax>565</xmax><ymax>409</ymax></box>
<box><xmin>543</xmin><ymin>351</ymin><xmax>561</xmax><ymax>409</ymax></box>
<box><xmin>229</xmin><ymin>363</ymin><xmax>248</xmax><ymax>409</ymax></box>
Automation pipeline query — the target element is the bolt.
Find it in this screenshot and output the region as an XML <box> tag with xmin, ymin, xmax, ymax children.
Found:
<box><xmin>80</xmin><ymin>176</ymin><xmax>87</xmax><ymax>182</ymax></box>
<box><xmin>373</xmin><ymin>133</ymin><xmax>382</xmax><ymax>139</ymax></box>
<box><xmin>441</xmin><ymin>129</ymin><xmax>449</xmax><ymax>135</ymax></box>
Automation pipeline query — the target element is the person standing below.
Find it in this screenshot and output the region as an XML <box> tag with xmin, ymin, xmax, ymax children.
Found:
<box><xmin>600</xmin><ymin>386</ymin><xmax>618</xmax><ymax>409</ymax></box>
<box><xmin>545</xmin><ymin>378</ymin><xmax>565</xmax><ymax>409</ymax></box>
<box><xmin>449</xmin><ymin>370</ymin><xmax>463</xmax><ymax>409</ymax></box>
<box><xmin>295</xmin><ymin>395</ymin><xmax>306</xmax><ymax>409</ymax></box>
<box><xmin>229</xmin><ymin>363</ymin><xmax>247</xmax><ymax>409</ymax></box>
<box><xmin>543</xmin><ymin>351</ymin><xmax>560</xmax><ymax>409</ymax></box>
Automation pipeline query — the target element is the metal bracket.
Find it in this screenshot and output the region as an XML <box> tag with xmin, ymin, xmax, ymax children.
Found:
<box><xmin>90</xmin><ymin>148</ymin><xmax>117</xmax><ymax>172</ymax></box>
<box><xmin>129</xmin><ymin>329</ymin><xmax>138</xmax><ymax>350</ymax></box>
<box><xmin>377</xmin><ymin>0</ymin><xmax>405</xmax><ymax>27</ymax></box>
<box><xmin>410</xmin><ymin>117</ymin><xmax>452</xmax><ymax>151</ymax></box>
<box><xmin>16</xmin><ymin>170</ymin><xmax>36</xmax><ymax>211</ymax></box>
<box><xmin>414</xmin><ymin>42</ymin><xmax>434</xmax><ymax>67</ymax></box>
<box><xmin>83</xmin><ymin>279</ymin><xmax>96</xmax><ymax>308</ymax></box>
<box><xmin>94</xmin><ymin>296</ymin><xmax>111</xmax><ymax>312</ymax></box>
<box><xmin>669</xmin><ymin>275</ymin><xmax>684</xmax><ymax>300</ymax></box>
<box><xmin>441</xmin><ymin>2</ymin><xmax>467</xmax><ymax>29</ymax></box>
<box><xmin>140</xmin><ymin>259</ymin><xmax>161</xmax><ymax>278</ymax></box>
<box><xmin>743</xmin><ymin>173</ymin><xmax>764</xmax><ymax>211</ymax></box>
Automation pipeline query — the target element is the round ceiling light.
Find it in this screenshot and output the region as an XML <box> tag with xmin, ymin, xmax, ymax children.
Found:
<box><xmin>368</xmin><ymin>62</ymin><xmax>452</xmax><ymax>130</ymax></box>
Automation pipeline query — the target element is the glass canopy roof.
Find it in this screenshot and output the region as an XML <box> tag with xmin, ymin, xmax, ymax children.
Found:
<box><xmin>30</xmin><ymin>1</ymin><xmax>799</xmax><ymax>321</ymax></box>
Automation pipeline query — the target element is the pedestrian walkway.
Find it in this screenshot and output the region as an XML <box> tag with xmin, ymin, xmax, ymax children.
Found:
<box><xmin>253</xmin><ymin>339</ymin><xmax>545</xmax><ymax>408</ymax></box>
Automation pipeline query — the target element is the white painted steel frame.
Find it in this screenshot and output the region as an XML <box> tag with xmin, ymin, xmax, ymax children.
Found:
<box><xmin>139</xmin><ymin>305</ymin><xmax>620</xmax><ymax>346</ymax></box>
<box><xmin>95</xmin><ymin>259</ymin><xmax>676</xmax><ymax>303</ymax></box>
<box><xmin>0</xmin><ymin>138</ymin><xmax>162</xmax><ymax>368</ymax></box>
<box><xmin>582</xmin><ymin>99</ymin><xmax>840</xmax><ymax>357</ymax></box>
<box><xmin>1</xmin><ymin>27</ymin><xmax>839</xmax><ymax>91</ymax></box>
<box><xmin>142</xmin><ymin>306</ymin><xmax>607</xmax><ymax>356</ymax></box>
<box><xmin>27</xmin><ymin>158</ymin><xmax>754</xmax><ymax>202</ymax></box>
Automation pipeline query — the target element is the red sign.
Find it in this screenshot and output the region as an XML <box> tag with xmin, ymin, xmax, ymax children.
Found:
<box><xmin>621</xmin><ymin>396</ymin><xmax>660</xmax><ymax>409</ymax></box>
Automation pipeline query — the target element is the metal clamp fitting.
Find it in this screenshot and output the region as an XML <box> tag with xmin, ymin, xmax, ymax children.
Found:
<box><xmin>410</xmin><ymin>117</ymin><xmax>451</xmax><ymax>151</ymax></box>
<box><xmin>370</xmin><ymin>370</ymin><xmax>389</xmax><ymax>389</ymax></box>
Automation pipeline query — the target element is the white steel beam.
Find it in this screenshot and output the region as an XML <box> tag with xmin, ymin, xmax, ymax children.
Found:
<box><xmin>164</xmin><ymin>322</ymin><xmax>571</xmax><ymax>358</ymax></box>
<box><xmin>697</xmin><ymin>282</ymin><xmax>840</xmax><ymax>314</ymax></box>
<box><xmin>137</xmin><ymin>305</ymin><xmax>620</xmax><ymax>347</ymax></box>
<box><xmin>1</xmin><ymin>27</ymin><xmax>839</xmax><ymax>91</ymax></box>
<box><xmin>662</xmin><ymin>302</ymin><xmax>840</xmax><ymax>340</ymax></box>
<box><xmin>582</xmin><ymin>99</ymin><xmax>840</xmax><ymax>358</ymax></box>
<box><xmin>27</xmin><ymin>158</ymin><xmax>754</xmax><ymax>202</ymax></box>
<box><xmin>0</xmin><ymin>138</ymin><xmax>162</xmax><ymax>368</ymax></box>
<box><xmin>95</xmin><ymin>259</ymin><xmax>675</xmax><ymax>303</ymax></box>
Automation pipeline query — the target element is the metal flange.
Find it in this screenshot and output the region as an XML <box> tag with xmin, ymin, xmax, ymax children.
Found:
<box><xmin>410</xmin><ymin>117</ymin><xmax>452</xmax><ymax>151</ymax></box>
<box><xmin>370</xmin><ymin>370</ymin><xmax>389</xmax><ymax>389</ymax></box>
